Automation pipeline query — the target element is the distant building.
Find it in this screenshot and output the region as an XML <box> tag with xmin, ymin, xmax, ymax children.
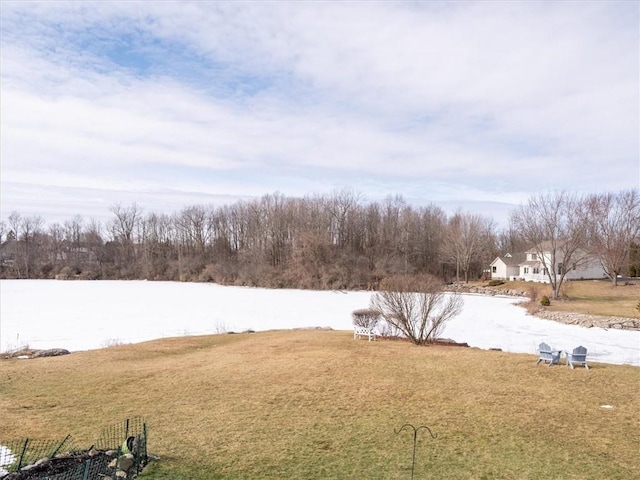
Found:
<box><xmin>490</xmin><ymin>247</ymin><xmax>607</xmax><ymax>282</ymax></box>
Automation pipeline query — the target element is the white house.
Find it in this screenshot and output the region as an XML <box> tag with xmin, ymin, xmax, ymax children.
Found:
<box><xmin>489</xmin><ymin>253</ymin><xmax>526</xmax><ymax>280</ymax></box>
<box><xmin>490</xmin><ymin>247</ymin><xmax>607</xmax><ymax>283</ymax></box>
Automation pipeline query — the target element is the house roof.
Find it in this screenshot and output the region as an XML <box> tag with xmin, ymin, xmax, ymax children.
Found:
<box><xmin>492</xmin><ymin>253</ymin><xmax>526</xmax><ymax>267</ymax></box>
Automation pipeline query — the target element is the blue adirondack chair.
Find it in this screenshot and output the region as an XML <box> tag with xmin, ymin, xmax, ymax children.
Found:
<box><xmin>566</xmin><ymin>346</ymin><xmax>589</xmax><ymax>369</ymax></box>
<box><xmin>536</xmin><ymin>342</ymin><xmax>561</xmax><ymax>367</ymax></box>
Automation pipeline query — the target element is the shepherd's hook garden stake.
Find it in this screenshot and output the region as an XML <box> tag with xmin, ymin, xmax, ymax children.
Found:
<box><xmin>395</xmin><ymin>423</ymin><xmax>437</xmax><ymax>480</ymax></box>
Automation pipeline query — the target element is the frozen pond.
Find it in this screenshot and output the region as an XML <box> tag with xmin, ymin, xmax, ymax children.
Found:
<box><xmin>1</xmin><ymin>280</ymin><xmax>638</xmax><ymax>366</ymax></box>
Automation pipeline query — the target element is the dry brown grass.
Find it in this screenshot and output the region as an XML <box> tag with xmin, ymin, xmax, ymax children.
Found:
<box><xmin>486</xmin><ymin>279</ymin><xmax>640</xmax><ymax>318</ymax></box>
<box><xmin>552</xmin><ymin>280</ymin><xmax>640</xmax><ymax>317</ymax></box>
<box><xmin>1</xmin><ymin>330</ymin><xmax>639</xmax><ymax>479</ymax></box>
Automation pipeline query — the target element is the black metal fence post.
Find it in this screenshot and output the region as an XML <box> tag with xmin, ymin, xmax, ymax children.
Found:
<box><xmin>16</xmin><ymin>438</ymin><xmax>29</xmax><ymax>470</ymax></box>
<box><xmin>51</xmin><ymin>433</ymin><xmax>72</xmax><ymax>458</ymax></box>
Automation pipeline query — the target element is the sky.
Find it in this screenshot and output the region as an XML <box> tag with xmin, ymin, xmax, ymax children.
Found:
<box><xmin>2</xmin><ymin>279</ymin><xmax>638</xmax><ymax>366</ymax></box>
<box><xmin>1</xmin><ymin>1</ymin><xmax>639</xmax><ymax>226</ymax></box>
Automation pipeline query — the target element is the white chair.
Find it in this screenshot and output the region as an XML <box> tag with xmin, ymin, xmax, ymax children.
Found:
<box><xmin>566</xmin><ymin>346</ymin><xmax>589</xmax><ymax>369</ymax></box>
<box><xmin>536</xmin><ymin>342</ymin><xmax>561</xmax><ymax>367</ymax></box>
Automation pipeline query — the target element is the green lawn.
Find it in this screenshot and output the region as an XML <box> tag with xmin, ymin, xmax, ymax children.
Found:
<box><xmin>1</xmin><ymin>330</ymin><xmax>639</xmax><ymax>479</ymax></box>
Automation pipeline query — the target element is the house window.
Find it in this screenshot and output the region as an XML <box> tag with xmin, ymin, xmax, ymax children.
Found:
<box><xmin>531</xmin><ymin>253</ymin><xmax>537</xmax><ymax>260</ymax></box>
<box><xmin>492</xmin><ymin>266</ymin><xmax>497</xmax><ymax>273</ymax></box>
<box><xmin>533</xmin><ymin>267</ymin><xmax>540</xmax><ymax>274</ymax></box>
<box><xmin>558</xmin><ymin>263</ymin><xmax>563</xmax><ymax>275</ymax></box>
<box><xmin>523</xmin><ymin>267</ymin><xmax>529</xmax><ymax>274</ymax></box>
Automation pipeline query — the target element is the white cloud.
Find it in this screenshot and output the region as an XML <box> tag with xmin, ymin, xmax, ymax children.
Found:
<box><xmin>1</xmin><ymin>1</ymin><xmax>638</xmax><ymax>224</ymax></box>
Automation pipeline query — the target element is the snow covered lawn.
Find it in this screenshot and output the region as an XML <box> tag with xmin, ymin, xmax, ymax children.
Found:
<box><xmin>1</xmin><ymin>280</ymin><xmax>638</xmax><ymax>366</ymax></box>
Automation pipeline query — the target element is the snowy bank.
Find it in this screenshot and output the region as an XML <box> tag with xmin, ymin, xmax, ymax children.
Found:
<box><xmin>1</xmin><ymin>280</ymin><xmax>638</xmax><ymax>366</ymax></box>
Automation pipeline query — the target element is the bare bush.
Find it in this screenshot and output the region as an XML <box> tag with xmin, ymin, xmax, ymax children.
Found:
<box><xmin>523</xmin><ymin>285</ymin><xmax>541</xmax><ymax>314</ymax></box>
<box><xmin>351</xmin><ymin>308</ymin><xmax>381</xmax><ymax>329</ymax></box>
<box><xmin>370</xmin><ymin>274</ymin><xmax>463</xmax><ymax>345</ymax></box>
<box><xmin>527</xmin><ymin>285</ymin><xmax>540</xmax><ymax>303</ymax></box>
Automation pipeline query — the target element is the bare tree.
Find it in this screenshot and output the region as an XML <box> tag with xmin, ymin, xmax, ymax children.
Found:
<box><xmin>108</xmin><ymin>203</ymin><xmax>143</xmax><ymax>274</ymax></box>
<box><xmin>20</xmin><ymin>215</ymin><xmax>45</xmax><ymax>278</ymax></box>
<box><xmin>510</xmin><ymin>191</ymin><xmax>590</xmax><ymax>299</ymax></box>
<box><xmin>1</xmin><ymin>191</ymin><xmax>504</xmax><ymax>285</ymax></box>
<box><xmin>586</xmin><ymin>189</ymin><xmax>640</xmax><ymax>285</ymax></box>
<box><xmin>84</xmin><ymin>218</ymin><xmax>105</xmax><ymax>269</ymax></box>
<box><xmin>139</xmin><ymin>212</ymin><xmax>173</xmax><ymax>280</ymax></box>
<box><xmin>1</xmin><ymin>212</ymin><xmax>23</xmax><ymax>276</ymax></box>
<box><xmin>109</xmin><ymin>203</ymin><xmax>142</xmax><ymax>244</ymax></box>
<box><xmin>496</xmin><ymin>225</ymin><xmax>528</xmax><ymax>256</ymax></box>
<box><xmin>327</xmin><ymin>188</ymin><xmax>362</xmax><ymax>248</ymax></box>
<box><xmin>370</xmin><ymin>275</ymin><xmax>463</xmax><ymax>345</ymax></box>
<box><xmin>441</xmin><ymin>211</ymin><xmax>496</xmax><ymax>283</ymax></box>
<box><xmin>173</xmin><ymin>204</ymin><xmax>216</xmax><ymax>276</ymax></box>
<box><xmin>7</xmin><ymin>212</ymin><xmax>21</xmax><ymax>240</ymax></box>
<box><xmin>260</xmin><ymin>193</ymin><xmax>293</xmax><ymax>268</ymax></box>
<box><xmin>64</xmin><ymin>215</ymin><xmax>85</xmax><ymax>269</ymax></box>
<box><xmin>412</xmin><ymin>204</ymin><xmax>447</xmax><ymax>276</ymax></box>
<box><xmin>48</xmin><ymin>222</ymin><xmax>65</xmax><ymax>268</ymax></box>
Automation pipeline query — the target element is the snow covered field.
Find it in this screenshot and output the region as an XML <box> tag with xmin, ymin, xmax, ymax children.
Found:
<box><xmin>1</xmin><ymin>280</ymin><xmax>638</xmax><ymax>366</ymax></box>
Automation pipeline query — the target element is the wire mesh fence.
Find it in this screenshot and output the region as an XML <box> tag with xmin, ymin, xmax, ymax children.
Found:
<box><xmin>96</xmin><ymin>416</ymin><xmax>147</xmax><ymax>476</ymax></box>
<box><xmin>0</xmin><ymin>435</ymin><xmax>77</xmax><ymax>473</ymax></box>
<box><xmin>0</xmin><ymin>417</ymin><xmax>148</xmax><ymax>480</ymax></box>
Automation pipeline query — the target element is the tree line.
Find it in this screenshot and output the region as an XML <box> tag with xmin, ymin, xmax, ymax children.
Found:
<box><xmin>1</xmin><ymin>189</ymin><xmax>638</xmax><ymax>291</ymax></box>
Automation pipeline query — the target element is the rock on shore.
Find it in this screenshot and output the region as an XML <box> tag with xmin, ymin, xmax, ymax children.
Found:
<box><xmin>534</xmin><ymin>311</ymin><xmax>639</xmax><ymax>330</ymax></box>
<box><xmin>0</xmin><ymin>348</ymin><xmax>71</xmax><ymax>359</ymax></box>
